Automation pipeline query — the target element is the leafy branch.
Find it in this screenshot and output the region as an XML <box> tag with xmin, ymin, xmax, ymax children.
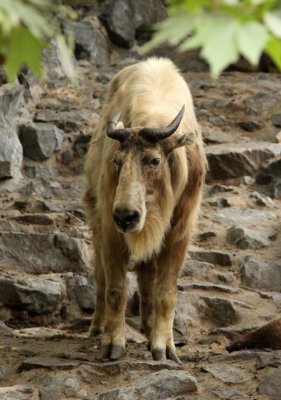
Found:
<box><xmin>142</xmin><ymin>0</ymin><xmax>281</xmax><ymax>76</ymax></box>
<box><xmin>0</xmin><ymin>0</ymin><xmax>76</xmax><ymax>82</ymax></box>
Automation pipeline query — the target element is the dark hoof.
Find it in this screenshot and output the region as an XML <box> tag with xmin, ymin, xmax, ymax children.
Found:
<box><xmin>96</xmin><ymin>343</ymin><xmax>125</xmax><ymax>361</ymax></box>
<box><xmin>96</xmin><ymin>343</ymin><xmax>111</xmax><ymax>361</ymax></box>
<box><xmin>166</xmin><ymin>347</ymin><xmax>182</xmax><ymax>364</ymax></box>
<box><xmin>152</xmin><ymin>348</ymin><xmax>165</xmax><ymax>361</ymax></box>
<box><xmin>110</xmin><ymin>345</ymin><xmax>125</xmax><ymax>361</ymax></box>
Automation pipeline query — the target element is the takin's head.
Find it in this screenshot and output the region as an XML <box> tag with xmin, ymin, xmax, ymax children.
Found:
<box><xmin>107</xmin><ymin>105</ymin><xmax>195</xmax><ymax>244</ymax></box>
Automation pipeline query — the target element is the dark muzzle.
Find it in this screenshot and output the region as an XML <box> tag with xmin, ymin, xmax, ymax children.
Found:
<box><xmin>113</xmin><ymin>208</ymin><xmax>140</xmax><ymax>232</ymax></box>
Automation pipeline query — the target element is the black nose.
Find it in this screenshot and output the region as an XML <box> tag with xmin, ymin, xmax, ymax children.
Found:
<box><xmin>113</xmin><ymin>208</ymin><xmax>140</xmax><ymax>231</ymax></box>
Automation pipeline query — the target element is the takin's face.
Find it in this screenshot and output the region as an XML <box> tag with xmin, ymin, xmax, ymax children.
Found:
<box><xmin>107</xmin><ymin>106</ymin><xmax>195</xmax><ymax>236</ymax></box>
<box><xmin>112</xmin><ymin>141</ymin><xmax>167</xmax><ymax>235</ymax></box>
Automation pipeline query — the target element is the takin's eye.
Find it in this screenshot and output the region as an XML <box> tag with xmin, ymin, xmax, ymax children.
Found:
<box><xmin>149</xmin><ymin>157</ymin><xmax>161</xmax><ymax>167</ymax></box>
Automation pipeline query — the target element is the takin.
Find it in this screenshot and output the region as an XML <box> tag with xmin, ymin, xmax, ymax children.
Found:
<box><xmin>226</xmin><ymin>318</ymin><xmax>281</xmax><ymax>353</ymax></box>
<box><xmin>84</xmin><ymin>57</ymin><xmax>207</xmax><ymax>363</ymax></box>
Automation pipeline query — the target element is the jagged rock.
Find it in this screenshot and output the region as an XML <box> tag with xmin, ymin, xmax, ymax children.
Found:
<box><xmin>11</xmin><ymin>213</ymin><xmax>54</xmax><ymax>226</ymax></box>
<box><xmin>208</xmin><ymin>197</ymin><xmax>230</xmax><ymax>208</ymax></box>
<box><xmin>0</xmin><ymin>84</ymin><xmax>24</xmax><ymax>179</ymax></box>
<box><xmin>181</xmin><ymin>260</ymin><xmax>214</xmax><ymax>280</ymax></box>
<box><xmin>65</xmin><ymin>273</ymin><xmax>95</xmax><ymax>310</ymax></box>
<box><xmin>258</xmin><ymin>369</ymin><xmax>281</xmax><ymax>400</ymax></box>
<box><xmin>175</xmin><ymin>397</ymin><xmax>207</xmax><ymax>400</ymax></box>
<box><xmin>276</xmin><ymin>131</ymin><xmax>281</xmax><ymax>143</ymax></box>
<box><xmin>0</xmin><ymin>320</ymin><xmax>14</xmax><ymax>336</ymax></box>
<box><xmin>238</xmin><ymin>120</ymin><xmax>263</xmax><ymax>131</ymax></box>
<box><xmin>0</xmin><ymin>116</ymin><xmax>23</xmax><ymax>179</ymax></box>
<box><xmin>256</xmin><ymin>158</ymin><xmax>281</xmax><ymax>198</ymax></box>
<box><xmin>42</xmin><ymin>40</ymin><xmax>76</xmax><ymax>81</ymax></box>
<box><xmin>201</xmin><ymin>297</ymin><xmax>239</xmax><ymax>326</ymax></box>
<box><xmin>0</xmin><ymin>385</ymin><xmax>35</xmax><ymax>400</ymax></box>
<box><xmin>209</xmin><ymin>184</ymin><xmax>233</xmax><ymax>194</ymax></box>
<box><xmin>249</xmin><ymin>191</ymin><xmax>274</xmax><ymax>208</ymax></box>
<box><xmin>99</xmin><ymin>0</ymin><xmax>167</xmax><ymax>48</ymax></box>
<box><xmin>189</xmin><ymin>248</ymin><xmax>232</xmax><ymax>266</ymax></box>
<box><xmin>226</xmin><ymin>225</ymin><xmax>271</xmax><ymax>249</ymax></box>
<box><xmin>256</xmin><ymin>351</ymin><xmax>281</xmax><ymax>369</ymax></box>
<box><xmin>74</xmin><ymin>132</ymin><xmax>91</xmax><ymax>157</ymax></box>
<box><xmin>212</xmin><ymin>208</ymin><xmax>277</xmax><ymax>226</ymax></box>
<box><xmin>19</xmin><ymin>123</ymin><xmax>63</xmax><ymax>161</ymax></box>
<box><xmin>18</xmin><ymin>357</ymin><xmax>79</xmax><ymax>372</ymax></box>
<box><xmin>203</xmin><ymin>128</ymin><xmax>232</xmax><ymax>144</ymax></box>
<box><xmin>197</xmin><ymin>231</ymin><xmax>216</xmax><ymax>241</ymax></box>
<box><xmin>244</xmin><ymin>92</ymin><xmax>279</xmax><ymax>115</ymax></box>
<box><xmin>240</xmin><ymin>257</ymin><xmax>281</xmax><ymax>291</ymax></box>
<box><xmin>0</xmin><ymin>83</ymin><xmax>25</xmax><ymax>121</ymax></box>
<box><xmin>97</xmin><ymin>369</ymin><xmax>198</xmax><ymax>399</ymax></box>
<box><xmin>256</xmin><ymin>158</ymin><xmax>281</xmax><ymax>184</ymax></box>
<box><xmin>40</xmin><ymin>376</ymin><xmax>80</xmax><ymax>400</ymax></box>
<box><xmin>213</xmin><ymin>388</ymin><xmax>250</xmax><ymax>400</ymax></box>
<box><xmin>0</xmin><ymin>273</ymin><xmax>62</xmax><ymax>314</ymax></box>
<box><xmin>271</xmin><ymin>113</ymin><xmax>281</xmax><ymax>127</ymax></box>
<box><xmin>202</xmin><ymin>364</ymin><xmax>254</xmax><ymax>383</ymax></box>
<box><xmin>35</xmin><ymin>108</ymin><xmax>95</xmax><ymax>132</ymax></box>
<box><xmin>208</xmin><ymin>115</ymin><xmax>228</xmax><ymax>126</ymax></box>
<box><xmin>178</xmin><ymin>280</ymin><xmax>239</xmax><ymax>294</ymax></box>
<box><xmin>0</xmin><ymin>232</ymin><xmax>90</xmax><ymax>274</ymax></box>
<box><xmin>206</xmin><ymin>142</ymin><xmax>281</xmax><ymax>181</ymax></box>
<box><xmin>68</xmin><ymin>19</ymin><xmax>109</xmax><ymax>64</ymax></box>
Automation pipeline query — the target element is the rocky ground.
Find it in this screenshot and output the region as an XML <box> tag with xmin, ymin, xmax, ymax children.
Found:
<box><xmin>0</xmin><ymin>2</ymin><xmax>281</xmax><ymax>399</ymax></box>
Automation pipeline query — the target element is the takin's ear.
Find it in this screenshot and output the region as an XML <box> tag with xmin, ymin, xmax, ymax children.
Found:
<box><xmin>165</xmin><ymin>132</ymin><xmax>195</xmax><ymax>153</ymax></box>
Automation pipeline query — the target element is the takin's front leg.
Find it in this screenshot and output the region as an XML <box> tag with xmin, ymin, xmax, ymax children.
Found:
<box><xmin>96</xmin><ymin>249</ymin><xmax>127</xmax><ymax>361</ymax></box>
<box><xmin>136</xmin><ymin>260</ymin><xmax>157</xmax><ymax>338</ymax></box>
<box><xmin>149</xmin><ymin>238</ymin><xmax>188</xmax><ymax>364</ymax></box>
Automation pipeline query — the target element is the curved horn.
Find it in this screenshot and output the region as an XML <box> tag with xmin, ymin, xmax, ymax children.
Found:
<box><xmin>107</xmin><ymin>112</ymin><xmax>133</xmax><ymax>142</ymax></box>
<box><xmin>139</xmin><ymin>105</ymin><xmax>185</xmax><ymax>143</ymax></box>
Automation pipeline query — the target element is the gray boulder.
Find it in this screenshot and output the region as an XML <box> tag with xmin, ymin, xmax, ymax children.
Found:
<box><xmin>98</xmin><ymin>369</ymin><xmax>198</xmax><ymax>399</ymax></box>
<box><xmin>99</xmin><ymin>0</ymin><xmax>167</xmax><ymax>48</ymax></box>
<box><xmin>68</xmin><ymin>19</ymin><xmax>110</xmax><ymax>64</ymax></box>
<box><xmin>0</xmin><ymin>83</ymin><xmax>24</xmax><ymax>121</ymax></box>
<box><xmin>0</xmin><ymin>232</ymin><xmax>90</xmax><ymax>274</ymax></box>
<box><xmin>0</xmin><ymin>273</ymin><xmax>62</xmax><ymax>314</ymax></box>
<box><xmin>226</xmin><ymin>225</ymin><xmax>271</xmax><ymax>249</ymax></box>
<box><xmin>0</xmin><ymin>116</ymin><xmax>23</xmax><ymax>179</ymax></box>
<box><xmin>65</xmin><ymin>274</ymin><xmax>95</xmax><ymax>311</ymax></box>
<box><xmin>201</xmin><ymin>296</ymin><xmax>239</xmax><ymax>326</ymax></box>
<box><xmin>240</xmin><ymin>256</ymin><xmax>281</xmax><ymax>291</ymax></box>
<box><xmin>19</xmin><ymin>123</ymin><xmax>63</xmax><ymax>161</ymax></box>
<box><xmin>258</xmin><ymin>369</ymin><xmax>281</xmax><ymax>400</ymax></box>
<box><xmin>206</xmin><ymin>142</ymin><xmax>281</xmax><ymax>181</ymax></box>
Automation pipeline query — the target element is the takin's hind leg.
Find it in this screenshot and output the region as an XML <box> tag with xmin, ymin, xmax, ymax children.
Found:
<box><xmin>89</xmin><ymin>249</ymin><xmax>106</xmax><ymax>336</ymax></box>
<box><xmin>136</xmin><ymin>260</ymin><xmax>157</xmax><ymax>338</ymax></box>
<box><xmin>149</xmin><ymin>238</ymin><xmax>188</xmax><ymax>364</ymax></box>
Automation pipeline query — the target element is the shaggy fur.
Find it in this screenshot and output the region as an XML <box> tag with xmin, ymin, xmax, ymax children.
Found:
<box><xmin>84</xmin><ymin>57</ymin><xmax>206</xmax><ymax>362</ymax></box>
<box><xmin>226</xmin><ymin>318</ymin><xmax>281</xmax><ymax>352</ymax></box>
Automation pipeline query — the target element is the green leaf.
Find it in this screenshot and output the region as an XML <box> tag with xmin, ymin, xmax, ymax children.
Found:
<box><xmin>266</xmin><ymin>35</ymin><xmax>281</xmax><ymax>69</ymax></box>
<box><xmin>200</xmin><ymin>16</ymin><xmax>240</xmax><ymax>77</ymax></box>
<box><xmin>4</xmin><ymin>26</ymin><xmax>45</xmax><ymax>81</ymax></box>
<box><xmin>141</xmin><ymin>13</ymin><xmax>194</xmax><ymax>54</ymax></box>
<box><xmin>178</xmin><ymin>14</ymin><xmax>219</xmax><ymax>52</ymax></box>
<box><xmin>264</xmin><ymin>10</ymin><xmax>281</xmax><ymax>38</ymax></box>
<box><xmin>236</xmin><ymin>21</ymin><xmax>268</xmax><ymax>65</ymax></box>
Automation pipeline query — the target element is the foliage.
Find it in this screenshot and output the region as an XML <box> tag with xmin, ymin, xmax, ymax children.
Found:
<box><xmin>0</xmin><ymin>0</ymin><xmax>76</xmax><ymax>82</ymax></box>
<box><xmin>142</xmin><ymin>0</ymin><xmax>281</xmax><ymax>76</ymax></box>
